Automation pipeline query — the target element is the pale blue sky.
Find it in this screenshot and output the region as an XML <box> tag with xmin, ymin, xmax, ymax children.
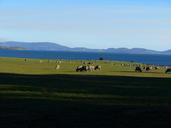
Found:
<box><xmin>0</xmin><ymin>0</ymin><xmax>171</xmax><ymax>50</ymax></box>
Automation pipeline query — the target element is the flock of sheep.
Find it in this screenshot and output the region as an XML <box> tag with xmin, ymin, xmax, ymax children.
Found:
<box><xmin>134</xmin><ymin>65</ymin><xmax>171</xmax><ymax>74</ymax></box>
<box><xmin>76</xmin><ymin>65</ymin><xmax>101</xmax><ymax>72</ymax></box>
<box><xmin>135</xmin><ymin>66</ymin><xmax>159</xmax><ymax>72</ymax></box>
<box><xmin>119</xmin><ymin>62</ymin><xmax>171</xmax><ymax>74</ymax></box>
<box><xmin>24</xmin><ymin>58</ymin><xmax>171</xmax><ymax>73</ymax></box>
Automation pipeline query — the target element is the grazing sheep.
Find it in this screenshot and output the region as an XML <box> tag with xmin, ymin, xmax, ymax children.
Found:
<box><xmin>155</xmin><ymin>67</ymin><xmax>160</xmax><ymax>70</ymax></box>
<box><xmin>95</xmin><ymin>65</ymin><xmax>102</xmax><ymax>70</ymax></box>
<box><xmin>88</xmin><ymin>65</ymin><xmax>95</xmax><ymax>71</ymax></box>
<box><xmin>55</xmin><ymin>65</ymin><xmax>60</xmax><ymax>70</ymax></box>
<box><xmin>56</xmin><ymin>60</ymin><xmax>62</xmax><ymax>64</ymax></box>
<box><xmin>76</xmin><ymin>66</ymin><xmax>87</xmax><ymax>72</ymax></box>
<box><xmin>149</xmin><ymin>66</ymin><xmax>153</xmax><ymax>70</ymax></box>
<box><xmin>165</xmin><ymin>68</ymin><xmax>171</xmax><ymax>74</ymax></box>
<box><xmin>146</xmin><ymin>67</ymin><xmax>150</xmax><ymax>71</ymax></box>
<box><xmin>121</xmin><ymin>64</ymin><xmax>124</xmax><ymax>66</ymax></box>
<box><xmin>76</xmin><ymin>65</ymin><xmax>98</xmax><ymax>72</ymax></box>
<box><xmin>135</xmin><ymin>67</ymin><xmax>142</xmax><ymax>72</ymax></box>
<box><xmin>76</xmin><ymin>65</ymin><xmax>101</xmax><ymax>72</ymax></box>
<box><xmin>76</xmin><ymin>66</ymin><xmax>82</xmax><ymax>72</ymax></box>
<box><xmin>142</xmin><ymin>66</ymin><xmax>146</xmax><ymax>70</ymax></box>
<box><xmin>88</xmin><ymin>62</ymin><xmax>92</xmax><ymax>65</ymax></box>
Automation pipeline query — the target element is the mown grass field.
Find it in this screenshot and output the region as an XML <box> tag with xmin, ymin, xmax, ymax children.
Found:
<box><xmin>0</xmin><ymin>57</ymin><xmax>171</xmax><ymax>128</ymax></box>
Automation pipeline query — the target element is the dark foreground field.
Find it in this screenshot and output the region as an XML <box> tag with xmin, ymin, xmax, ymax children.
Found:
<box><xmin>0</xmin><ymin>73</ymin><xmax>171</xmax><ymax>128</ymax></box>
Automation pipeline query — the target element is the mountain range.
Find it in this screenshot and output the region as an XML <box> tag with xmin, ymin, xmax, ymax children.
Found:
<box><xmin>0</xmin><ymin>41</ymin><xmax>170</xmax><ymax>54</ymax></box>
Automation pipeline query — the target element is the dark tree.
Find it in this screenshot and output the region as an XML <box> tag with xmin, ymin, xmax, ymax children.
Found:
<box><xmin>99</xmin><ymin>57</ymin><xmax>104</xmax><ymax>60</ymax></box>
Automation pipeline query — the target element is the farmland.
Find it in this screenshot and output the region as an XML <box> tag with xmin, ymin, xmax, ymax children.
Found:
<box><xmin>0</xmin><ymin>57</ymin><xmax>171</xmax><ymax>128</ymax></box>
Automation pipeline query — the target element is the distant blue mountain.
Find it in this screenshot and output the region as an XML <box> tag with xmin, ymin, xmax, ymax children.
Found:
<box><xmin>0</xmin><ymin>41</ymin><xmax>170</xmax><ymax>54</ymax></box>
<box><xmin>106</xmin><ymin>48</ymin><xmax>160</xmax><ymax>54</ymax></box>
<box><xmin>0</xmin><ymin>41</ymin><xmax>70</xmax><ymax>51</ymax></box>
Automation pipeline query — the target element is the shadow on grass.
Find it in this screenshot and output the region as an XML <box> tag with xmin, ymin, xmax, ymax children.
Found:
<box><xmin>0</xmin><ymin>73</ymin><xmax>171</xmax><ymax>127</ymax></box>
<box><xmin>0</xmin><ymin>72</ymin><xmax>171</xmax><ymax>86</ymax></box>
<box><xmin>0</xmin><ymin>73</ymin><xmax>171</xmax><ymax>96</ymax></box>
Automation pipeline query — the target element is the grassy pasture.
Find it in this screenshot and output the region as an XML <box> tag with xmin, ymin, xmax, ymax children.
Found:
<box><xmin>0</xmin><ymin>57</ymin><xmax>169</xmax><ymax>77</ymax></box>
<box><xmin>0</xmin><ymin>57</ymin><xmax>171</xmax><ymax>128</ymax></box>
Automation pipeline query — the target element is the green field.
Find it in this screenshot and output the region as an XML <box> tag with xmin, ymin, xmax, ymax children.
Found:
<box><xmin>0</xmin><ymin>57</ymin><xmax>169</xmax><ymax>77</ymax></box>
<box><xmin>0</xmin><ymin>57</ymin><xmax>171</xmax><ymax>128</ymax></box>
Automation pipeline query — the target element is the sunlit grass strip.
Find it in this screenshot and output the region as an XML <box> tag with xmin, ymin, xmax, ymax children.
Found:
<box><xmin>0</xmin><ymin>57</ymin><xmax>169</xmax><ymax>78</ymax></box>
<box><xmin>0</xmin><ymin>91</ymin><xmax>171</xmax><ymax>106</ymax></box>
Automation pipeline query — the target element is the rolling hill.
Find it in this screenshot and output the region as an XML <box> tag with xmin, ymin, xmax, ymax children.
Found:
<box><xmin>0</xmin><ymin>41</ymin><xmax>170</xmax><ymax>54</ymax></box>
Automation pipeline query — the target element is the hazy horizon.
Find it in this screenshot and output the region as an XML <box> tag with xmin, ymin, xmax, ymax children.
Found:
<box><xmin>0</xmin><ymin>0</ymin><xmax>171</xmax><ymax>51</ymax></box>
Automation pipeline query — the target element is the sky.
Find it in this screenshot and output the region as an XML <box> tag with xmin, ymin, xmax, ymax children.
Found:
<box><xmin>0</xmin><ymin>0</ymin><xmax>171</xmax><ymax>50</ymax></box>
